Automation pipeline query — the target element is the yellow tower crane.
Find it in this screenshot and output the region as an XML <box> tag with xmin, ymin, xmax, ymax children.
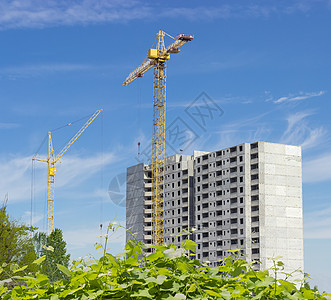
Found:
<box><xmin>123</xmin><ymin>30</ymin><xmax>193</xmax><ymax>246</ymax></box>
<box><xmin>33</xmin><ymin>109</ymin><xmax>102</xmax><ymax>236</ymax></box>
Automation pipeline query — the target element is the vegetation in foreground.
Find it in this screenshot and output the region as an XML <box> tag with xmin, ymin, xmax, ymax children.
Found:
<box><xmin>1</xmin><ymin>222</ymin><xmax>330</xmax><ymax>299</ymax></box>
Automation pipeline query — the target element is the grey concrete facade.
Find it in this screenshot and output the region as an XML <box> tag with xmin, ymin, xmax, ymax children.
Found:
<box><xmin>126</xmin><ymin>142</ymin><xmax>303</xmax><ymax>276</ymax></box>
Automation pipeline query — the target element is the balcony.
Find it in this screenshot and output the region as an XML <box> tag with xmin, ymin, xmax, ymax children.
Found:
<box><xmin>230</xmin><ymin>182</ymin><xmax>238</xmax><ymax>188</ymax></box>
<box><xmin>252</xmin><ymin>254</ymin><xmax>260</xmax><ymax>261</ymax></box>
<box><xmin>144</xmin><ymin>208</ymin><xmax>152</xmax><ymax>214</ymax></box>
<box><xmin>181</xmin><ymin>182</ymin><xmax>188</xmax><ymax>188</ymax></box>
<box><xmin>144</xmin><ymin>182</ymin><xmax>152</xmax><ymax>188</ymax></box>
<box><xmin>250</xmin><ymin>158</ymin><xmax>258</xmax><ymax>164</ymax></box>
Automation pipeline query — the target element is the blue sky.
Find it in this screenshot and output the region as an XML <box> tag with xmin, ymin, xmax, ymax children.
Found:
<box><xmin>0</xmin><ymin>0</ymin><xmax>331</xmax><ymax>292</ymax></box>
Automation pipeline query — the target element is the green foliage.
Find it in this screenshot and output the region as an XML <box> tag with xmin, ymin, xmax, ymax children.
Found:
<box><xmin>1</xmin><ymin>223</ymin><xmax>330</xmax><ymax>299</ymax></box>
<box><xmin>0</xmin><ymin>203</ymin><xmax>38</xmax><ymax>280</ymax></box>
<box><xmin>41</xmin><ymin>228</ymin><xmax>71</xmax><ymax>283</ymax></box>
<box><xmin>33</xmin><ymin>231</ymin><xmax>47</xmax><ymax>259</ymax></box>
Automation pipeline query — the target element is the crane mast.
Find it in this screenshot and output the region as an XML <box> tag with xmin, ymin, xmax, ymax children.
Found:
<box><xmin>123</xmin><ymin>30</ymin><xmax>193</xmax><ymax>246</ymax></box>
<box><xmin>33</xmin><ymin>109</ymin><xmax>102</xmax><ymax>235</ymax></box>
<box><xmin>152</xmin><ymin>30</ymin><xmax>167</xmax><ymax>246</ymax></box>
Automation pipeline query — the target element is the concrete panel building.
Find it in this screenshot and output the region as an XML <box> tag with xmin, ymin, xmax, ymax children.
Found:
<box><xmin>126</xmin><ymin>141</ymin><xmax>303</xmax><ymax>276</ymax></box>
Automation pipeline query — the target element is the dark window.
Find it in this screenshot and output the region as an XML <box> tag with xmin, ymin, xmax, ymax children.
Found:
<box><xmin>251</xmin><ymin>164</ymin><xmax>258</xmax><ymax>170</ymax></box>
<box><xmin>251</xmin><ymin>143</ymin><xmax>258</xmax><ymax>149</ymax></box>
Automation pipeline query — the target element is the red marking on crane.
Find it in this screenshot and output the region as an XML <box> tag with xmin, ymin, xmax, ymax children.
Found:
<box><xmin>177</xmin><ymin>34</ymin><xmax>194</xmax><ymax>41</ymax></box>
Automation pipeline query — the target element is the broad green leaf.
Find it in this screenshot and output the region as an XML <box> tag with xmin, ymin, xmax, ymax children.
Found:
<box><xmin>33</xmin><ymin>255</ymin><xmax>46</xmax><ymax>265</ymax></box>
<box><xmin>146</xmin><ymin>251</ymin><xmax>163</xmax><ymax>262</ymax></box>
<box><xmin>47</xmin><ymin>245</ymin><xmax>54</xmax><ymax>252</ymax></box>
<box><xmin>231</xmin><ymin>266</ymin><xmax>243</xmax><ymax>277</ymax></box>
<box><xmin>9</xmin><ymin>263</ymin><xmax>19</xmax><ymax>272</ymax></box>
<box><xmin>13</xmin><ymin>265</ymin><xmax>28</xmax><ymax>273</ymax></box>
<box><xmin>182</xmin><ymin>239</ymin><xmax>197</xmax><ymax>252</ymax></box>
<box><xmin>302</xmin><ymin>289</ymin><xmax>315</xmax><ymax>299</ymax></box>
<box><xmin>278</xmin><ymin>279</ymin><xmax>294</xmax><ymax>292</ymax></box>
<box><xmin>177</xmin><ymin>261</ymin><xmax>190</xmax><ymax>273</ymax></box>
<box><xmin>125</xmin><ymin>256</ymin><xmax>139</xmax><ymax>266</ymax></box>
<box><xmin>187</xmin><ymin>283</ymin><xmax>196</xmax><ymax>293</ymax></box>
<box><xmin>57</xmin><ymin>264</ymin><xmax>71</xmax><ymax>278</ymax></box>
<box><xmin>157</xmin><ymin>268</ymin><xmax>172</xmax><ymax>276</ymax></box>
<box><xmin>205</xmin><ymin>289</ymin><xmax>222</xmax><ymax>297</ymax></box>
<box><xmin>256</xmin><ymin>276</ymin><xmax>274</xmax><ymax>287</ymax></box>
<box><xmin>174</xmin><ymin>293</ymin><xmax>186</xmax><ymax>299</ymax></box>
<box><xmin>132</xmin><ymin>288</ymin><xmax>152</xmax><ymax>298</ymax></box>
<box><xmin>36</xmin><ymin>273</ymin><xmax>49</xmax><ymax>285</ymax></box>
<box><xmin>156</xmin><ymin>275</ymin><xmax>167</xmax><ymax>284</ymax></box>
<box><xmin>226</xmin><ymin>248</ymin><xmax>240</xmax><ymax>253</ymax></box>
<box><xmin>220</xmin><ymin>289</ymin><xmax>232</xmax><ymax>300</ymax></box>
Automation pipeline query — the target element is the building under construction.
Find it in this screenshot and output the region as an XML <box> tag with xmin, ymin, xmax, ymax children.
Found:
<box><xmin>126</xmin><ymin>141</ymin><xmax>303</xmax><ymax>277</ymax></box>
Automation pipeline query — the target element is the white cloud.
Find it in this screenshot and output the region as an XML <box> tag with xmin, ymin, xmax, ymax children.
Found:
<box><xmin>303</xmin><ymin>153</ymin><xmax>331</xmax><ymax>183</ymax></box>
<box><xmin>0</xmin><ymin>1</ymin><xmax>321</xmax><ymax>30</ymax></box>
<box><xmin>0</xmin><ymin>0</ymin><xmax>151</xmax><ymax>29</ymax></box>
<box><xmin>0</xmin><ymin>63</ymin><xmax>95</xmax><ymax>80</ymax></box>
<box><xmin>0</xmin><ymin>152</ymin><xmax>116</xmax><ymax>203</ymax></box>
<box><xmin>0</xmin><ymin>155</ymin><xmax>33</xmax><ymax>202</ymax></box>
<box><xmin>280</xmin><ymin>111</ymin><xmax>326</xmax><ymax>150</ymax></box>
<box><xmin>273</xmin><ymin>91</ymin><xmax>325</xmax><ymax>104</ymax></box>
<box><xmin>22</xmin><ymin>210</ymin><xmax>44</xmax><ymax>226</ymax></box>
<box><xmin>63</xmin><ymin>220</ymin><xmax>126</xmax><ymax>258</ymax></box>
<box><xmin>54</xmin><ymin>152</ymin><xmax>115</xmax><ymax>188</ymax></box>
<box><xmin>210</xmin><ymin>111</ymin><xmax>272</xmax><ymax>149</ymax></box>
<box><xmin>304</xmin><ymin>205</ymin><xmax>331</xmax><ymax>238</ymax></box>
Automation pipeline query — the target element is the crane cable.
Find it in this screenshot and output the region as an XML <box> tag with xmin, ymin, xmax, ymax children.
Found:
<box><xmin>53</xmin><ymin>112</ymin><xmax>96</xmax><ymax>155</ymax></box>
<box><xmin>30</xmin><ymin>159</ymin><xmax>35</xmax><ymax>228</ymax></box>
<box><xmin>99</xmin><ymin>110</ymin><xmax>104</xmax><ymax>236</ymax></box>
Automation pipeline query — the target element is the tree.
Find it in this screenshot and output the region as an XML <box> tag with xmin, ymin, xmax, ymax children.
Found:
<box><xmin>0</xmin><ymin>202</ymin><xmax>38</xmax><ymax>280</ymax></box>
<box><xmin>33</xmin><ymin>231</ymin><xmax>47</xmax><ymax>258</ymax></box>
<box><xmin>41</xmin><ymin>228</ymin><xmax>70</xmax><ymax>282</ymax></box>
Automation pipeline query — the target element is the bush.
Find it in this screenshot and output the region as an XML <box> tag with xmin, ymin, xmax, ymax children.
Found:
<box><xmin>1</xmin><ymin>223</ymin><xmax>330</xmax><ymax>299</ymax></box>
